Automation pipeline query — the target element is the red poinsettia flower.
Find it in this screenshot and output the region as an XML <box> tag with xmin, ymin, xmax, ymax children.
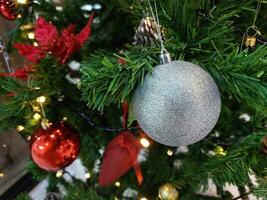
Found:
<box><xmin>14</xmin><ymin>14</ymin><xmax>94</xmax><ymax>64</ymax></box>
<box><xmin>0</xmin><ymin>65</ymin><xmax>33</xmax><ymax>80</ymax></box>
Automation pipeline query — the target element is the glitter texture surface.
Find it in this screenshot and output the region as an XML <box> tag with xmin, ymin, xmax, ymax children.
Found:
<box><xmin>133</xmin><ymin>61</ymin><xmax>221</xmax><ymax>146</ymax></box>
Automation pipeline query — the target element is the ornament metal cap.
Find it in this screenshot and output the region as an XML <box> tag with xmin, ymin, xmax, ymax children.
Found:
<box><xmin>160</xmin><ymin>49</ymin><xmax>172</xmax><ymax>64</ymax></box>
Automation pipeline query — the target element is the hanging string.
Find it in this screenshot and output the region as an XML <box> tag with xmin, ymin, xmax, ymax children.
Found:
<box><xmin>0</xmin><ymin>36</ymin><xmax>14</xmax><ymax>73</ymax></box>
<box><xmin>147</xmin><ymin>0</ymin><xmax>172</xmax><ymax>63</ymax></box>
<box><xmin>252</xmin><ymin>0</ymin><xmax>262</xmax><ymax>28</ymax></box>
<box><xmin>148</xmin><ymin>0</ymin><xmax>164</xmax><ymax>52</ymax></box>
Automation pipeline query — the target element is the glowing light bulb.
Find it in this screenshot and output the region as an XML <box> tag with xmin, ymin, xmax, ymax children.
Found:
<box><xmin>36</xmin><ymin>96</ymin><xmax>46</xmax><ymax>104</ymax></box>
<box><xmin>27</xmin><ymin>32</ymin><xmax>35</xmax><ymax>40</ymax></box>
<box><xmin>140</xmin><ymin>138</ymin><xmax>150</xmax><ymax>148</ymax></box>
<box><xmin>56</xmin><ymin>170</ymin><xmax>64</xmax><ymax>177</ymax></box>
<box><xmin>33</xmin><ymin>42</ymin><xmax>39</xmax><ymax>47</ymax></box>
<box><xmin>85</xmin><ymin>172</ymin><xmax>91</xmax><ymax>179</ymax></box>
<box><xmin>16</xmin><ymin>125</ymin><xmax>25</xmax><ymax>132</ymax></box>
<box><xmin>115</xmin><ymin>181</ymin><xmax>121</xmax><ymax>187</ymax></box>
<box><xmin>0</xmin><ymin>173</ymin><xmax>4</xmax><ymax>178</ymax></box>
<box><xmin>2</xmin><ymin>144</ymin><xmax>7</xmax><ymax>148</ymax></box>
<box><xmin>167</xmin><ymin>149</ymin><xmax>174</xmax><ymax>156</ymax></box>
<box><xmin>140</xmin><ymin>198</ymin><xmax>148</xmax><ymax>200</ymax></box>
<box><xmin>33</xmin><ymin>113</ymin><xmax>42</xmax><ymax>120</ymax></box>
<box><xmin>32</xmin><ymin>105</ymin><xmax>41</xmax><ymax>112</ymax></box>
<box><xmin>16</xmin><ymin>0</ymin><xmax>29</xmax><ymax>4</ymax></box>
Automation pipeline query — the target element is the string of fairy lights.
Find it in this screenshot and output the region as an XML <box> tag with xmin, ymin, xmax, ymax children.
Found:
<box><xmin>11</xmin><ymin>92</ymin><xmax>178</xmax><ymax>199</ymax></box>
<box><xmin>2</xmin><ymin>0</ymin><xmax>264</xmax><ymax>199</ymax></box>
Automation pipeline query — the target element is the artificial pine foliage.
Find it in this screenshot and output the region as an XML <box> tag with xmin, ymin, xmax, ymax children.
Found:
<box><xmin>1</xmin><ymin>0</ymin><xmax>267</xmax><ymax>200</ymax></box>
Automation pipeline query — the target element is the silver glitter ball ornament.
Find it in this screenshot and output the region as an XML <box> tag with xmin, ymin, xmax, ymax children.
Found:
<box><xmin>133</xmin><ymin>61</ymin><xmax>221</xmax><ymax>147</ymax></box>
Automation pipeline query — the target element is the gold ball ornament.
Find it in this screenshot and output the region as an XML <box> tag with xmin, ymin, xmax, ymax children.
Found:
<box><xmin>159</xmin><ymin>183</ymin><xmax>179</xmax><ymax>200</ymax></box>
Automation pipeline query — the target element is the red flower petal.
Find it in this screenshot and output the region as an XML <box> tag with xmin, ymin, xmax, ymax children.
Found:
<box><xmin>35</xmin><ymin>17</ymin><xmax>59</xmax><ymax>50</ymax></box>
<box><xmin>14</xmin><ymin>14</ymin><xmax>94</xmax><ymax>64</ymax></box>
<box><xmin>0</xmin><ymin>65</ymin><xmax>33</xmax><ymax>79</ymax></box>
<box><xmin>14</xmin><ymin>44</ymin><xmax>46</xmax><ymax>63</ymax></box>
<box><xmin>75</xmin><ymin>14</ymin><xmax>94</xmax><ymax>46</ymax></box>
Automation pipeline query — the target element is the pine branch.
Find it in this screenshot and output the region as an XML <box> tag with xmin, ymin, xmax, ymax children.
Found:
<box><xmin>207</xmin><ymin>46</ymin><xmax>267</xmax><ymax>112</ymax></box>
<box><xmin>63</xmin><ymin>184</ymin><xmax>106</xmax><ymax>200</ymax></box>
<box><xmin>251</xmin><ymin>172</ymin><xmax>267</xmax><ymax>199</ymax></box>
<box><xmin>15</xmin><ymin>193</ymin><xmax>32</xmax><ymax>200</ymax></box>
<box><xmin>80</xmin><ymin>47</ymin><xmax>156</xmax><ymax>110</ymax></box>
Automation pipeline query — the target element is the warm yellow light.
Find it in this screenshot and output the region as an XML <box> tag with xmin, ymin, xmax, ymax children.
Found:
<box><xmin>140</xmin><ymin>198</ymin><xmax>148</xmax><ymax>200</ymax></box>
<box><xmin>0</xmin><ymin>173</ymin><xmax>4</xmax><ymax>178</ymax></box>
<box><xmin>115</xmin><ymin>181</ymin><xmax>121</xmax><ymax>187</ymax></box>
<box><xmin>16</xmin><ymin>125</ymin><xmax>25</xmax><ymax>132</ymax></box>
<box><xmin>16</xmin><ymin>0</ymin><xmax>29</xmax><ymax>4</ymax></box>
<box><xmin>85</xmin><ymin>172</ymin><xmax>91</xmax><ymax>179</ymax></box>
<box><xmin>17</xmin><ymin>14</ymin><xmax>22</xmax><ymax>18</ymax></box>
<box><xmin>2</xmin><ymin>144</ymin><xmax>7</xmax><ymax>148</ymax></box>
<box><xmin>36</xmin><ymin>96</ymin><xmax>46</xmax><ymax>104</ymax></box>
<box><xmin>167</xmin><ymin>149</ymin><xmax>174</xmax><ymax>156</ymax></box>
<box><xmin>114</xmin><ymin>197</ymin><xmax>118</xmax><ymax>200</ymax></box>
<box><xmin>27</xmin><ymin>136</ymin><xmax>31</xmax><ymax>141</ymax></box>
<box><xmin>32</xmin><ymin>105</ymin><xmax>41</xmax><ymax>112</ymax></box>
<box><xmin>27</xmin><ymin>32</ymin><xmax>35</xmax><ymax>40</ymax></box>
<box><xmin>33</xmin><ymin>113</ymin><xmax>42</xmax><ymax>120</ymax></box>
<box><xmin>33</xmin><ymin>42</ymin><xmax>39</xmax><ymax>47</ymax></box>
<box><xmin>63</xmin><ymin>117</ymin><xmax>68</xmax><ymax>121</ymax></box>
<box><xmin>20</xmin><ymin>24</ymin><xmax>34</xmax><ymax>31</ymax></box>
<box><xmin>140</xmin><ymin>138</ymin><xmax>150</xmax><ymax>148</ymax></box>
<box><xmin>56</xmin><ymin>170</ymin><xmax>64</xmax><ymax>178</ymax></box>
<box><xmin>214</xmin><ymin>146</ymin><xmax>227</xmax><ymax>156</ymax></box>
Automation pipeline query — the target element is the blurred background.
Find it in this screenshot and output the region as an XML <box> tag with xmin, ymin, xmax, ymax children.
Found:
<box><xmin>0</xmin><ymin>19</ymin><xmax>33</xmax><ymax>200</ymax></box>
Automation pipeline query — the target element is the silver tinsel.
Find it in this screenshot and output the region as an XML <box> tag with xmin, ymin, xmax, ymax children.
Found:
<box><xmin>133</xmin><ymin>61</ymin><xmax>221</xmax><ymax>147</ymax></box>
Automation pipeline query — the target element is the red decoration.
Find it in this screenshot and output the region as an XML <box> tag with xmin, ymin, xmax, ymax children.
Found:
<box><xmin>98</xmin><ymin>131</ymin><xmax>143</xmax><ymax>186</ymax></box>
<box><xmin>98</xmin><ymin>101</ymin><xmax>143</xmax><ymax>186</ymax></box>
<box><xmin>0</xmin><ymin>0</ymin><xmax>17</xmax><ymax>20</ymax></box>
<box><xmin>118</xmin><ymin>57</ymin><xmax>127</xmax><ymax>65</ymax></box>
<box><xmin>6</xmin><ymin>92</ymin><xmax>15</xmax><ymax>97</ymax></box>
<box><xmin>30</xmin><ymin>122</ymin><xmax>80</xmax><ymax>171</ymax></box>
<box><xmin>14</xmin><ymin>14</ymin><xmax>94</xmax><ymax>64</ymax></box>
<box><xmin>0</xmin><ymin>65</ymin><xmax>33</xmax><ymax>79</ymax></box>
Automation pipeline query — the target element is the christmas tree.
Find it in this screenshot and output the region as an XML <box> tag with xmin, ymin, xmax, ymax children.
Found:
<box><xmin>0</xmin><ymin>0</ymin><xmax>267</xmax><ymax>199</ymax></box>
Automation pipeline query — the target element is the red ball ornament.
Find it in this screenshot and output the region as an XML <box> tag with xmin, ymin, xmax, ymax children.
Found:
<box><xmin>30</xmin><ymin>122</ymin><xmax>80</xmax><ymax>171</ymax></box>
<box><xmin>0</xmin><ymin>0</ymin><xmax>18</xmax><ymax>20</ymax></box>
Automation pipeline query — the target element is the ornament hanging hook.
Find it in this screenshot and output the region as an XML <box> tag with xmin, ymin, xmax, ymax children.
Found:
<box><xmin>147</xmin><ymin>0</ymin><xmax>172</xmax><ymax>64</ymax></box>
<box><xmin>241</xmin><ymin>0</ymin><xmax>262</xmax><ymax>50</ymax></box>
<box><xmin>0</xmin><ymin>36</ymin><xmax>14</xmax><ymax>73</ymax></box>
<box><xmin>252</xmin><ymin>0</ymin><xmax>262</xmax><ymax>28</ymax></box>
